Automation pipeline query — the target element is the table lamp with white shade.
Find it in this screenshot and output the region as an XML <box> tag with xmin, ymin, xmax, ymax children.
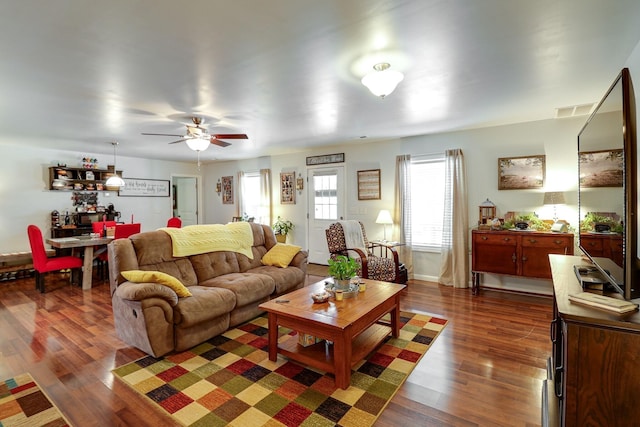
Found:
<box><xmin>543</xmin><ymin>191</ymin><xmax>566</xmax><ymax>222</ymax></box>
<box><xmin>376</xmin><ymin>210</ymin><xmax>394</xmax><ymax>242</ymax></box>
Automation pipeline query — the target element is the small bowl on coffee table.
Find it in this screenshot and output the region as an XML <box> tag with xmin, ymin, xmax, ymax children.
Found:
<box><xmin>311</xmin><ymin>291</ymin><xmax>330</xmax><ymax>304</ymax></box>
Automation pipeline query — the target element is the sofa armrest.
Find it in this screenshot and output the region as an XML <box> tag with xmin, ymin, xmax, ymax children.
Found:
<box><xmin>289</xmin><ymin>250</ymin><xmax>308</xmax><ymax>271</ymax></box>
<box><xmin>114</xmin><ymin>281</ymin><xmax>179</xmax><ymax>306</ymax></box>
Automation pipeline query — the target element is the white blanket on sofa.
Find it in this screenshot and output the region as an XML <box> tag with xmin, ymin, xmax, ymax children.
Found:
<box><xmin>160</xmin><ymin>222</ymin><xmax>254</xmax><ymax>259</ymax></box>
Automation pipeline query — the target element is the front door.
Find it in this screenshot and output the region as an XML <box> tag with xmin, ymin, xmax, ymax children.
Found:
<box><xmin>307</xmin><ymin>166</ymin><xmax>345</xmax><ymax>264</ymax></box>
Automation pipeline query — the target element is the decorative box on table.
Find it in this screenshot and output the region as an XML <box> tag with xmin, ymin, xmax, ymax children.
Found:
<box><xmin>297</xmin><ymin>332</ymin><xmax>323</xmax><ymax>347</ymax></box>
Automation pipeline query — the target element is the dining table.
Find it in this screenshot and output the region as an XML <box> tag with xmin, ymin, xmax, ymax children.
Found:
<box><xmin>45</xmin><ymin>235</ymin><xmax>114</xmax><ymax>290</ymax></box>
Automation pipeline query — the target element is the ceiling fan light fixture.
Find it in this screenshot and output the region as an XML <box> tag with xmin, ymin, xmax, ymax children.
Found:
<box><xmin>185</xmin><ymin>137</ymin><xmax>210</xmax><ymax>152</ymax></box>
<box><xmin>361</xmin><ymin>62</ymin><xmax>404</xmax><ymax>98</ymax></box>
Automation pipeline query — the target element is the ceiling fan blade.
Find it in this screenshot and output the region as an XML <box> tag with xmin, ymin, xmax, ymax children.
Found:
<box><xmin>168</xmin><ymin>139</ymin><xmax>189</xmax><ymax>144</ymax></box>
<box><xmin>142</xmin><ymin>132</ymin><xmax>184</xmax><ymax>137</ymax></box>
<box><xmin>210</xmin><ymin>138</ymin><xmax>231</xmax><ymax>147</ymax></box>
<box><xmin>212</xmin><ymin>133</ymin><xmax>248</xmax><ymax>140</ymax></box>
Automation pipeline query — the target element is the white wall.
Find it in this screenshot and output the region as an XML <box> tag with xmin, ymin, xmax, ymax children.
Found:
<box><xmin>0</xmin><ymin>142</ymin><xmax>198</xmax><ymax>253</ymax></box>
<box><xmin>200</xmin><ymin>116</ymin><xmax>586</xmax><ymax>294</ymax></box>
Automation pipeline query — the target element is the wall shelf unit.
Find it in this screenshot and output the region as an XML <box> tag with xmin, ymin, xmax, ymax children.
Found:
<box><xmin>48</xmin><ymin>166</ymin><xmax>122</xmax><ymax>191</ymax></box>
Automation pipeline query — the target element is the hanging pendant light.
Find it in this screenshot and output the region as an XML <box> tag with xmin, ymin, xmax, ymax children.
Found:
<box><xmin>361</xmin><ymin>62</ymin><xmax>404</xmax><ymax>98</ymax></box>
<box><xmin>105</xmin><ymin>141</ymin><xmax>125</xmax><ymax>187</ymax></box>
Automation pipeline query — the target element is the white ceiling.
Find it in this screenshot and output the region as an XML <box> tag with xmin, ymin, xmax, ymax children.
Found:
<box><xmin>3</xmin><ymin>0</ymin><xmax>640</xmax><ymax>164</ymax></box>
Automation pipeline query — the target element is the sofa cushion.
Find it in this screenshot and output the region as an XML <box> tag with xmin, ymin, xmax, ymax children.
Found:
<box><xmin>173</xmin><ymin>286</ymin><xmax>236</xmax><ymax>328</ymax></box>
<box><xmin>190</xmin><ymin>251</ymin><xmax>240</xmax><ymax>282</ymax></box>
<box><xmin>200</xmin><ymin>273</ymin><xmax>275</xmax><ymax>307</ymax></box>
<box><xmin>130</xmin><ymin>231</ymin><xmax>199</xmax><ymax>286</ymax></box>
<box><xmin>262</xmin><ymin>243</ymin><xmax>302</xmax><ymax>268</ymax></box>
<box><xmin>247</xmin><ymin>265</ymin><xmax>305</xmax><ymax>294</ymax></box>
<box><xmin>121</xmin><ymin>270</ymin><xmax>192</xmax><ymax>297</ymax></box>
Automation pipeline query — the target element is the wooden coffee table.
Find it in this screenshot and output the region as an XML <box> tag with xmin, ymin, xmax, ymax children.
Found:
<box><xmin>259</xmin><ymin>279</ymin><xmax>406</xmax><ymax>389</ymax></box>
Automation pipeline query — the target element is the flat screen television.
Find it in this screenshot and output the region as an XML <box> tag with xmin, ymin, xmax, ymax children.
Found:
<box><xmin>577</xmin><ymin>67</ymin><xmax>639</xmax><ymax>300</ymax></box>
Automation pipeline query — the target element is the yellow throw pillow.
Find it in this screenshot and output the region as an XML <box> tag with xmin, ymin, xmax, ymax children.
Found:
<box><xmin>262</xmin><ymin>243</ymin><xmax>302</xmax><ymax>268</ymax></box>
<box><xmin>121</xmin><ymin>270</ymin><xmax>192</xmax><ymax>297</ymax></box>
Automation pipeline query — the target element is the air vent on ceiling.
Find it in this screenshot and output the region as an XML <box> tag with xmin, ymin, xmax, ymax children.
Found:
<box><xmin>555</xmin><ymin>103</ymin><xmax>596</xmax><ymax>119</ymax></box>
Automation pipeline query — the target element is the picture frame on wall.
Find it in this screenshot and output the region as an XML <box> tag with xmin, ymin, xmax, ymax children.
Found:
<box><xmin>280</xmin><ymin>172</ymin><xmax>295</xmax><ymax>204</ymax></box>
<box><xmin>221</xmin><ymin>176</ymin><xmax>234</xmax><ymax>204</ymax></box>
<box><xmin>579</xmin><ymin>149</ymin><xmax>623</xmax><ymax>188</ymax></box>
<box><xmin>498</xmin><ymin>155</ymin><xmax>545</xmax><ymax>190</ymax></box>
<box><xmin>357</xmin><ymin>169</ymin><xmax>381</xmax><ymax>200</ymax></box>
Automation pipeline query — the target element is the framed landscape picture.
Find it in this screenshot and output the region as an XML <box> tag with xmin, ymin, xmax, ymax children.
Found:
<box><xmin>498</xmin><ymin>155</ymin><xmax>545</xmax><ymax>190</ymax></box>
<box><xmin>579</xmin><ymin>149</ymin><xmax>623</xmax><ymax>188</ymax></box>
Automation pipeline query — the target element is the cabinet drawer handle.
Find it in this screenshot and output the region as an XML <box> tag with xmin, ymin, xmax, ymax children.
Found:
<box><xmin>554</xmin><ymin>240</ymin><xmax>563</xmax><ymax>245</ymax></box>
<box><xmin>528</xmin><ymin>239</ymin><xmax>537</xmax><ymax>243</ymax></box>
<box><xmin>522</xmin><ymin>256</ymin><xmax>527</xmax><ymax>262</ymax></box>
<box><xmin>512</xmin><ymin>253</ymin><xmax>517</xmax><ymax>263</ymax></box>
<box><xmin>481</xmin><ymin>236</ymin><xmax>488</xmax><ymax>240</ymax></box>
<box><xmin>503</xmin><ymin>237</ymin><xmax>510</xmax><ymax>242</ymax></box>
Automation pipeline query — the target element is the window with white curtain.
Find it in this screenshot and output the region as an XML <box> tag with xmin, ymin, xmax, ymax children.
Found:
<box><xmin>241</xmin><ymin>172</ymin><xmax>261</xmax><ymax>219</ymax></box>
<box><xmin>411</xmin><ymin>155</ymin><xmax>445</xmax><ymax>249</ymax></box>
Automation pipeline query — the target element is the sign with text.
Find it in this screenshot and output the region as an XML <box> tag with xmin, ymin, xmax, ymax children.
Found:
<box><xmin>119</xmin><ymin>178</ymin><xmax>170</xmax><ymax>197</ymax></box>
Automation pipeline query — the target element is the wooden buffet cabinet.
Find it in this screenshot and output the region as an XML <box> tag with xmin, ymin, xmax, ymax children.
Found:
<box><xmin>546</xmin><ymin>255</ymin><xmax>640</xmax><ymax>426</ymax></box>
<box><xmin>579</xmin><ymin>232</ymin><xmax>623</xmax><ymax>267</ymax></box>
<box><xmin>471</xmin><ymin>229</ymin><xmax>574</xmax><ymax>294</ymax></box>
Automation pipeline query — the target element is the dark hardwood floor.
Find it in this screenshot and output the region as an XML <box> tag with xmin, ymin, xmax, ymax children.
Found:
<box><xmin>0</xmin><ymin>268</ymin><xmax>552</xmax><ymax>426</ymax></box>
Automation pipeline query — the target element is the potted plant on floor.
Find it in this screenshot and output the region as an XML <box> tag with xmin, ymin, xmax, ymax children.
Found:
<box><xmin>273</xmin><ymin>216</ymin><xmax>294</xmax><ymax>243</ymax></box>
<box><xmin>327</xmin><ymin>255</ymin><xmax>359</xmax><ymax>290</ymax></box>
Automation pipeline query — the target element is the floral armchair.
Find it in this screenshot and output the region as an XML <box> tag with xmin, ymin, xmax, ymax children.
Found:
<box><xmin>325</xmin><ymin>220</ymin><xmax>407</xmax><ymax>284</ymax></box>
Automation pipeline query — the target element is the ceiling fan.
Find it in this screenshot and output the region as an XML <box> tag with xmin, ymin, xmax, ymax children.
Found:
<box><xmin>142</xmin><ymin>117</ymin><xmax>248</xmax><ymax>150</ymax></box>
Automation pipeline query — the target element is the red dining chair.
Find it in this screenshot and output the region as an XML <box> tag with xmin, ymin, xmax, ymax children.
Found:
<box><xmin>167</xmin><ymin>217</ymin><xmax>182</xmax><ymax>228</ymax></box>
<box><xmin>27</xmin><ymin>225</ymin><xmax>83</xmax><ymax>293</ymax></box>
<box><xmin>97</xmin><ymin>223</ymin><xmax>141</xmax><ymax>280</ymax></box>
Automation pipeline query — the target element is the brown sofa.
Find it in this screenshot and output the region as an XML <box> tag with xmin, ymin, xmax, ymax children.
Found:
<box><xmin>107</xmin><ymin>223</ymin><xmax>307</xmax><ymax>357</ymax></box>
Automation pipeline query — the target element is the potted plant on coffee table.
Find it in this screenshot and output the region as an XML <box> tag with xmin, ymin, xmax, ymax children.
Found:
<box><xmin>273</xmin><ymin>216</ymin><xmax>294</xmax><ymax>243</ymax></box>
<box><xmin>327</xmin><ymin>255</ymin><xmax>359</xmax><ymax>291</ymax></box>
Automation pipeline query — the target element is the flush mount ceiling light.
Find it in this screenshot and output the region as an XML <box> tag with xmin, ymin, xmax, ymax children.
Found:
<box><xmin>105</xmin><ymin>142</ymin><xmax>125</xmax><ymax>188</ymax></box>
<box><xmin>361</xmin><ymin>62</ymin><xmax>404</xmax><ymax>98</ymax></box>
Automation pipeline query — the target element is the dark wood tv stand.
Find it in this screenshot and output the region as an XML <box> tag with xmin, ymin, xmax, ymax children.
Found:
<box><xmin>547</xmin><ymin>254</ymin><xmax>640</xmax><ymax>426</ymax></box>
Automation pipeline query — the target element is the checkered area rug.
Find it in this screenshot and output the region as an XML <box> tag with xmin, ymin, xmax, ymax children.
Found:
<box><xmin>0</xmin><ymin>372</ymin><xmax>70</xmax><ymax>427</ymax></box>
<box><xmin>113</xmin><ymin>311</ymin><xmax>447</xmax><ymax>427</ymax></box>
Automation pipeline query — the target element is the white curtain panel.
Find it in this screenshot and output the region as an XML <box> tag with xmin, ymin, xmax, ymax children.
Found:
<box><xmin>395</xmin><ymin>154</ymin><xmax>413</xmax><ymax>279</ymax></box>
<box><xmin>439</xmin><ymin>149</ymin><xmax>469</xmax><ymax>287</ymax></box>
<box><xmin>259</xmin><ymin>169</ymin><xmax>272</xmax><ymax>227</ymax></box>
<box><xmin>236</xmin><ymin>171</ymin><xmax>245</xmax><ymax>218</ymax></box>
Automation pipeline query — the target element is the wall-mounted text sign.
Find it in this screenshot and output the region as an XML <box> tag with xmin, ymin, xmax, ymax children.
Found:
<box><xmin>306</xmin><ymin>153</ymin><xmax>345</xmax><ymax>166</ymax></box>
<box><xmin>119</xmin><ymin>178</ymin><xmax>170</xmax><ymax>197</ymax></box>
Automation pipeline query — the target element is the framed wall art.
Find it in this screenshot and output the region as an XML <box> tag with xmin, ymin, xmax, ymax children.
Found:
<box><xmin>498</xmin><ymin>155</ymin><xmax>545</xmax><ymax>190</ymax></box>
<box><xmin>280</xmin><ymin>172</ymin><xmax>295</xmax><ymax>204</ymax></box>
<box><xmin>579</xmin><ymin>149</ymin><xmax>623</xmax><ymax>188</ymax></box>
<box><xmin>221</xmin><ymin>176</ymin><xmax>234</xmax><ymax>204</ymax></box>
<box><xmin>357</xmin><ymin>169</ymin><xmax>381</xmax><ymax>200</ymax></box>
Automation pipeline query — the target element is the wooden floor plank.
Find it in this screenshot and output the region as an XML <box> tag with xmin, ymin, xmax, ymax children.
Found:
<box><xmin>0</xmin><ymin>268</ymin><xmax>552</xmax><ymax>426</ymax></box>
